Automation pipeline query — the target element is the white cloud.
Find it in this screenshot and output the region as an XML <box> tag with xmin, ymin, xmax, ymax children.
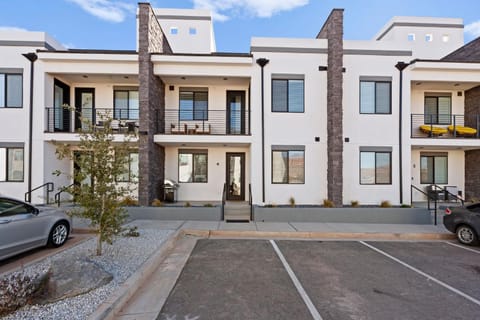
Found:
<box><xmin>465</xmin><ymin>20</ymin><xmax>480</xmax><ymax>38</ymax></box>
<box><xmin>0</xmin><ymin>26</ymin><xmax>29</xmax><ymax>32</ymax></box>
<box><xmin>193</xmin><ymin>0</ymin><xmax>309</xmax><ymax>22</ymax></box>
<box><xmin>67</xmin><ymin>0</ymin><xmax>135</xmax><ymax>23</ymax></box>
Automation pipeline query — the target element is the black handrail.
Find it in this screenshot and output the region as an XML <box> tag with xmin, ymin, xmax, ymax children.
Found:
<box><xmin>221</xmin><ymin>183</ymin><xmax>227</xmax><ymax>221</ymax></box>
<box><xmin>54</xmin><ymin>183</ymin><xmax>75</xmax><ymax>207</ymax></box>
<box><xmin>25</xmin><ymin>182</ymin><xmax>54</xmax><ymax>204</ymax></box>
<box><xmin>249</xmin><ymin>183</ymin><xmax>253</xmax><ymax>221</ymax></box>
<box><xmin>432</xmin><ymin>184</ymin><xmax>464</xmax><ymax>206</ymax></box>
<box><xmin>411</xmin><ymin>185</ymin><xmax>438</xmax><ymax>225</ymax></box>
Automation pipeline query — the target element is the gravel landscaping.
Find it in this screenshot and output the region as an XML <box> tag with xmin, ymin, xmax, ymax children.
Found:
<box><xmin>1</xmin><ymin>224</ymin><xmax>174</xmax><ymax>320</ymax></box>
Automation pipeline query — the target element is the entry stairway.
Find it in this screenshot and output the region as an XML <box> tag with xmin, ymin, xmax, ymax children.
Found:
<box><xmin>224</xmin><ymin>201</ymin><xmax>251</xmax><ymax>222</ymax></box>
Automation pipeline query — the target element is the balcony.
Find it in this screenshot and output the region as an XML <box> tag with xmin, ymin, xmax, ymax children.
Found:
<box><xmin>411</xmin><ymin>114</ymin><xmax>480</xmax><ymax>139</ymax></box>
<box><xmin>162</xmin><ymin>109</ymin><xmax>250</xmax><ymax>135</ymax></box>
<box><xmin>45</xmin><ymin>107</ymin><xmax>138</xmax><ymax>134</ymax></box>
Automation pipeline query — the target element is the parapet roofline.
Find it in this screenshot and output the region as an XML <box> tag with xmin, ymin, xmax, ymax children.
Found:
<box><xmin>37</xmin><ymin>49</ymin><xmax>138</xmax><ymax>54</ymax></box>
<box><xmin>153</xmin><ymin>8</ymin><xmax>212</xmax><ymax>21</ymax></box>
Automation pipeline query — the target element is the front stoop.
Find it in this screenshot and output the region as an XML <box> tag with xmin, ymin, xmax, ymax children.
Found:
<box><xmin>224</xmin><ymin>201</ymin><xmax>251</xmax><ymax>222</ymax></box>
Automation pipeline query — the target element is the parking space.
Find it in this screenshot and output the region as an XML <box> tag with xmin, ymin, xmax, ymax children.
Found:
<box><xmin>157</xmin><ymin>239</ymin><xmax>480</xmax><ymax>320</ymax></box>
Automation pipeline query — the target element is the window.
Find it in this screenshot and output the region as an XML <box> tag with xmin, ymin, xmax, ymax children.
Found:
<box><xmin>189</xmin><ymin>27</ymin><xmax>197</xmax><ymax>35</ymax></box>
<box><xmin>272</xmin><ymin>147</ymin><xmax>305</xmax><ymax>184</ymax></box>
<box><xmin>408</xmin><ymin>33</ymin><xmax>416</xmax><ymax>41</ymax></box>
<box><xmin>116</xmin><ymin>152</ymin><xmax>139</xmax><ymax>183</ymax></box>
<box><xmin>425</xmin><ymin>34</ymin><xmax>433</xmax><ymax>42</ymax></box>
<box><xmin>442</xmin><ymin>34</ymin><xmax>450</xmax><ymax>43</ymax></box>
<box><xmin>0</xmin><ymin>73</ymin><xmax>22</xmax><ymax>108</ymax></box>
<box><xmin>420</xmin><ymin>154</ymin><xmax>447</xmax><ymax>184</ymax></box>
<box><xmin>178</xmin><ymin>150</ymin><xmax>207</xmax><ymax>183</ymax></box>
<box><xmin>360</xmin><ymin>150</ymin><xmax>391</xmax><ymax>184</ymax></box>
<box><xmin>0</xmin><ymin>146</ymin><xmax>24</xmax><ymax>182</ymax></box>
<box><xmin>424</xmin><ymin>94</ymin><xmax>451</xmax><ymax>125</ymax></box>
<box><xmin>114</xmin><ymin>90</ymin><xmax>139</xmax><ymax>120</ymax></box>
<box><xmin>179</xmin><ymin>89</ymin><xmax>208</xmax><ymax>121</ymax></box>
<box><xmin>170</xmin><ymin>27</ymin><xmax>178</xmax><ymax>35</ymax></box>
<box><xmin>360</xmin><ymin>80</ymin><xmax>391</xmax><ymax>114</ymax></box>
<box><xmin>272</xmin><ymin>79</ymin><xmax>304</xmax><ymax>112</ymax></box>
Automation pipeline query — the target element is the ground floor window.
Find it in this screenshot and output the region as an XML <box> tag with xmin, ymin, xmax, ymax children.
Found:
<box><xmin>360</xmin><ymin>149</ymin><xmax>391</xmax><ymax>184</ymax></box>
<box><xmin>178</xmin><ymin>149</ymin><xmax>208</xmax><ymax>183</ymax></box>
<box><xmin>272</xmin><ymin>146</ymin><xmax>305</xmax><ymax>184</ymax></box>
<box><xmin>0</xmin><ymin>146</ymin><xmax>24</xmax><ymax>182</ymax></box>
<box><xmin>116</xmin><ymin>152</ymin><xmax>139</xmax><ymax>182</ymax></box>
<box><xmin>420</xmin><ymin>153</ymin><xmax>448</xmax><ymax>184</ymax></box>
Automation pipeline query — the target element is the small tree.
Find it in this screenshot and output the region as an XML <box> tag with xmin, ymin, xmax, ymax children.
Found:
<box><xmin>55</xmin><ymin>115</ymin><xmax>135</xmax><ymax>255</ymax></box>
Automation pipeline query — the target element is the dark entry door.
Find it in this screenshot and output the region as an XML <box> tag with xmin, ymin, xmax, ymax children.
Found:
<box><xmin>226</xmin><ymin>153</ymin><xmax>245</xmax><ymax>201</ymax></box>
<box><xmin>75</xmin><ymin>88</ymin><xmax>95</xmax><ymax>130</ymax></box>
<box><xmin>226</xmin><ymin>91</ymin><xmax>245</xmax><ymax>134</ymax></box>
<box><xmin>53</xmin><ymin>79</ymin><xmax>70</xmax><ymax>132</ymax></box>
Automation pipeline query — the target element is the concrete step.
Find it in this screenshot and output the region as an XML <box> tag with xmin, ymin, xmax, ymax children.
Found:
<box><xmin>224</xmin><ymin>202</ymin><xmax>251</xmax><ymax>222</ymax></box>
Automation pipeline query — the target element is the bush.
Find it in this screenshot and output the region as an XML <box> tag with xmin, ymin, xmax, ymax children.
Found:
<box><xmin>151</xmin><ymin>198</ymin><xmax>163</xmax><ymax>207</ymax></box>
<box><xmin>289</xmin><ymin>197</ymin><xmax>296</xmax><ymax>208</ymax></box>
<box><xmin>401</xmin><ymin>204</ymin><xmax>411</xmax><ymax>208</ymax></box>
<box><xmin>122</xmin><ymin>226</ymin><xmax>140</xmax><ymax>237</ymax></box>
<box><xmin>203</xmin><ymin>203</ymin><xmax>214</xmax><ymax>207</ymax></box>
<box><xmin>380</xmin><ymin>200</ymin><xmax>392</xmax><ymax>208</ymax></box>
<box><xmin>185</xmin><ymin>201</ymin><xmax>191</xmax><ymax>207</ymax></box>
<box><xmin>350</xmin><ymin>200</ymin><xmax>359</xmax><ymax>207</ymax></box>
<box><xmin>264</xmin><ymin>203</ymin><xmax>277</xmax><ymax>208</ymax></box>
<box><xmin>323</xmin><ymin>199</ymin><xmax>335</xmax><ymax>208</ymax></box>
<box><xmin>119</xmin><ymin>196</ymin><xmax>138</xmax><ymax>206</ymax></box>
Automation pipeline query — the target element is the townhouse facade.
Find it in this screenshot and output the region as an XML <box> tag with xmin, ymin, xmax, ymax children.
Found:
<box><xmin>1</xmin><ymin>2</ymin><xmax>480</xmax><ymax>215</ymax></box>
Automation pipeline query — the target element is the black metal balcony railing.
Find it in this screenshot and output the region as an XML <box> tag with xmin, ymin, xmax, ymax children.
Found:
<box><xmin>411</xmin><ymin>114</ymin><xmax>480</xmax><ymax>138</ymax></box>
<box><xmin>163</xmin><ymin>109</ymin><xmax>250</xmax><ymax>135</ymax></box>
<box><xmin>45</xmin><ymin>107</ymin><xmax>138</xmax><ymax>133</ymax></box>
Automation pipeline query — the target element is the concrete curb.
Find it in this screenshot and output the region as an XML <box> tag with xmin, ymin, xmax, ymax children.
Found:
<box><xmin>88</xmin><ymin>230</ymin><xmax>184</xmax><ymax>320</ymax></box>
<box><xmin>182</xmin><ymin>229</ymin><xmax>456</xmax><ymax>241</ymax></box>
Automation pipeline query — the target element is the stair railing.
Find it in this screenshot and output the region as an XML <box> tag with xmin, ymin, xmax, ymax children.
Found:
<box><xmin>410</xmin><ymin>185</ymin><xmax>438</xmax><ymax>225</ymax></box>
<box><xmin>25</xmin><ymin>182</ymin><xmax>54</xmax><ymax>204</ymax></box>
<box><xmin>249</xmin><ymin>183</ymin><xmax>253</xmax><ymax>221</ymax></box>
<box><xmin>54</xmin><ymin>183</ymin><xmax>76</xmax><ymax>207</ymax></box>
<box><xmin>221</xmin><ymin>183</ymin><xmax>227</xmax><ymax>221</ymax></box>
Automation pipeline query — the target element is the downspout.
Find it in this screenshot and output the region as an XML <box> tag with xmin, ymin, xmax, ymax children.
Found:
<box><xmin>395</xmin><ymin>61</ymin><xmax>409</xmax><ymax>205</ymax></box>
<box><xmin>256</xmin><ymin>58</ymin><xmax>269</xmax><ymax>203</ymax></box>
<box><xmin>22</xmin><ymin>52</ymin><xmax>38</xmax><ymax>203</ymax></box>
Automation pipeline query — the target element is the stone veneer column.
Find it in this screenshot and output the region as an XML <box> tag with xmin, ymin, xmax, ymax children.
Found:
<box><xmin>138</xmin><ymin>3</ymin><xmax>172</xmax><ymax>206</ymax></box>
<box><xmin>464</xmin><ymin>86</ymin><xmax>480</xmax><ymax>201</ymax></box>
<box><xmin>317</xmin><ymin>9</ymin><xmax>344</xmax><ymax>207</ymax></box>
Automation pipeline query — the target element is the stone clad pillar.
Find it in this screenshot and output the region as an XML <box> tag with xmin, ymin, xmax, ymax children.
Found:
<box><xmin>464</xmin><ymin>86</ymin><xmax>480</xmax><ymax>201</ymax></box>
<box><xmin>138</xmin><ymin>3</ymin><xmax>172</xmax><ymax>206</ymax></box>
<box><xmin>317</xmin><ymin>9</ymin><xmax>344</xmax><ymax>207</ymax></box>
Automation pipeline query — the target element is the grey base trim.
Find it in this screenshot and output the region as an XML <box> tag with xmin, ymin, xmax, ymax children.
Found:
<box><xmin>126</xmin><ymin>206</ymin><xmax>221</xmax><ymax>221</ymax></box>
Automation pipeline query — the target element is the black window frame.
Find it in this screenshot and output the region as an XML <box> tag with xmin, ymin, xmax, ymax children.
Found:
<box><xmin>0</xmin><ymin>146</ymin><xmax>24</xmax><ymax>182</ymax></box>
<box><xmin>179</xmin><ymin>90</ymin><xmax>208</xmax><ymax>121</ymax></box>
<box><xmin>115</xmin><ymin>152</ymin><xmax>139</xmax><ymax>183</ymax></box>
<box><xmin>271</xmin><ymin>79</ymin><xmax>305</xmax><ymax>113</ymax></box>
<box><xmin>420</xmin><ymin>154</ymin><xmax>448</xmax><ymax>184</ymax></box>
<box><xmin>424</xmin><ymin>95</ymin><xmax>451</xmax><ymax>125</ymax></box>
<box><xmin>359</xmin><ymin>80</ymin><xmax>392</xmax><ymax>114</ymax></box>
<box><xmin>0</xmin><ymin>73</ymin><xmax>23</xmax><ymax>108</ymax></box>
<box><xmin>359</xmin><ymin>151</ymin><xmax>392</xmax><ymax>185</ymax></box>
<box><xmin>271</xmin><ymin>149</ymin><xmax>305</xmax><ymax>184</ymax></box>
<box><xmin>113</xmin><ymin>89</ymin><xmax>139</xmax><ymax>120</ymax></box>
<box><xmin>178</xmin><ymin>150</ymin><xmax>208</xmax><ymax>183</ymax></box>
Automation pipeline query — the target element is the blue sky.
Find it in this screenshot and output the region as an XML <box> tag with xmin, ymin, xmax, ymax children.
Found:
<box><xmin>0</xmin><ymin>0</ymin><xmax>479</xmax><ymax>52</ymax></box>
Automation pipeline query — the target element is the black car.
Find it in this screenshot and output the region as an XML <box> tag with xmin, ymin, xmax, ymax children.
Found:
<box><xmin>444</xmin><ymin>203</ymin><xmax>480</xmax><ymax>246</ymax></box>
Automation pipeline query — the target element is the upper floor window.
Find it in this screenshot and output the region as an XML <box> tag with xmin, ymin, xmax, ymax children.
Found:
<box><xmin>360</xmin><ymin>148</ymin><xmax>391</xmax><ymax>185</ymax></box>
<box><xmin>425</xmin><ymin>34</ymin><xmax>433</xmax><ymax>42</ymax></box>
<box><xmin>114</xmin><ymin>89</ymin><xmax>139</xmax><ymax>120</ymax></box>
<box><xmin>179</xmin><ymin>89</ymin><xmax>208</xmax><ymax>121</ymax></box>
<box><xmin>360</xmin><ymin>80</ymin><xmax>391</xmax><ymax>114</ymax></box>
<box><xmin>424</xmin><ymin>94</ymin><xmax>451</xmax><ymax>125</ymax></box>
<box><xmin>178</xmin><ymin>149</ymin><xmax>208</xmax><ymax>183</ymax></box>
<box><xmin>0</xmin><ymin>73</ymin><xmax>22</xmax><ymax>108</ymax></box>
<box><xmin>170</xmin><ymin>27</ymin><xmax>178</xmax><ymax>35</ymax></box>
<box><xmin>0</xmin><ymin>146</ymin><xmax>24</xmax><ymax>182</ymax></box>
<box><xmin>272</xmin><ymin>146</ymin><xmax>305</xmax><ymax>184</ymax></box>
<box><xmin>272</xmin><ymin>78</ymin><xmax>304</xmax><ymax>113</ymax></box>
<box><xmin>189</xmin><ymin>27</ymin><xmax>197</xmax><ymax>35</ymax></box>
<box><xmin>408</xmin><ymin>33</ymin><xmax>416</xmax><ymax>41</ymax></box>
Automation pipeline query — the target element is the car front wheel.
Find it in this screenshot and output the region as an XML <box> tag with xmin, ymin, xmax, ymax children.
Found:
<box><xmin>48</xmin><ymin>221</ymin><xmax>69</xmax><ymax>247</ymax></box>
<box><xmin>456</xmin><ymin>225</ymin><xmax>479</xmax><ymax>246</ymax></box>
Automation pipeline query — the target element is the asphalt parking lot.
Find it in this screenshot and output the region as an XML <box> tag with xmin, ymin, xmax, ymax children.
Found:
<box><xmin>157</xmin><ymin>239</ymin><xmax>480</xmax><ymax>320</ymax></box>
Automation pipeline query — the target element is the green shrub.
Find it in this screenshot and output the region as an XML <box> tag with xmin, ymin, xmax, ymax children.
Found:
<box><xmin>151</xmin><ymin>199</ymin><xmax>163</xmax><ymax>207</ymax></box>
<box><xmin>350</xmin><ymin>200</ymin><xmax>359</xmax><ymax>207</ymax></box>
<box><xmin>119</xmin><ymin>196</ymin><xmax>138</xmax><ymax>206</ymax></box>
<box><xmin>323</xmin><ymin>199</ymin><xmax>335</xmax><ymax>208</ymax></box>
<box><xmin>289</xmin><ymin>197</ymin><xmax>296</xmax><ymax>208</ymax></box>
<box><xmin>185</xmin><ymin>201</ymin><xmax>191</xmax><ymax>207</ymax></box>
<box><xmin>380</xmin><ymin>200</ymin><xmax>392</xmax><ymax>208</ymax></box>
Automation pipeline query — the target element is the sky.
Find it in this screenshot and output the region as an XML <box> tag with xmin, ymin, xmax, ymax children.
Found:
<box><xmin>0</xmin><ymin>0</ymin><xmax>479</xmax><ymax>52</ymax></box>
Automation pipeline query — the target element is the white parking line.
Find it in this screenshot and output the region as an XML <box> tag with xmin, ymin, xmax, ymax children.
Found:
<box><xmin>446</xmin><ymin>241</ymin><xmax>480</xmax><ymax>254</ymax></box>
<box><xmin>269</xmin><ymin>240</ymin><xmax>323</xmax><ymax>320</ymax></box>
<box><xmin>360</xmin><ymin>241</ymin><xmax>480</xmax><ymax>307</ymax></box>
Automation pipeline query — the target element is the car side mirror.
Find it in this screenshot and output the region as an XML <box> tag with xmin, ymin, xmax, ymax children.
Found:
<box><xmin>31</xmin><ymin>207</ymin><xmax>40</xmax><ymax>215</ymax></box>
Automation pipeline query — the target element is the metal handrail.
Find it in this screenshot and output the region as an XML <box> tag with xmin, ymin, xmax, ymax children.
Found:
<box><xmin>221</xmin><ymin>183</ymin><xmax>227</xmax><ymax>221</ymax></box>
<box><xmin>25</xmin><ymin>182</ymin><xmax>54</xmax><ymax>204</ymax></box>
<box><xmin>411</xmin><ymin>185</ymin><xmax>438</xmax><ymax>225</ymax></box>
<box><xmin>432</xmin><ymin>184</ymin><xmax>464</xmax><ymax>206</ymax></box>
<box><xmin>411</xmin><ymin>113</ymin><xmax>480</xmax><ymax>139</ymax></box>
<box><xmin>54</xmin><ymin>183</ymin><xmax>75</xmax><ymax>207</ymax></box>
<box><xmin>249</xmin><ymin>183</ymin><xmax>253</xmax><ymax>221</ymax></box>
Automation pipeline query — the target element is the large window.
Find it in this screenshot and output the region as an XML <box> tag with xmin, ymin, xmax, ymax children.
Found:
<box><xmin>0</xmin><ymin>146</ymin><xmax>24</xmax><ymax>182</ymax></box>
<box><xmin>420</xmin><ymin>154</ymin><xmax>448</xmax><ymax>184</ymax></box>
<box><xmin>424</xmin><ymin>94</ymin><xmax>451</xmax><ymax>125</ymax></box>
<box><xmin>272</xmin><ymin>147</ymin><xmax>305</xmax><ymax>184</ymax></box>
<box><xmin>116</xmin><ymin>152</ymin><xmax>139</xmax><ymax>183</ymax></box>
<box><xmin>178</xmin><ymin>150</ymin><xmax>207</xmax><ymax>183</ymax></box>
<box><xmin>114</xmin><ymin>90</ymin><xmax>139</xmax><ymax>120</ymax></box>
<box><xmin>179</xmin><ymin>89</ymin><xmax>208</xmax><ymax>121</ymax></box>
<box><xmin>360</xmin><ymin>80</ymin><xmax>391</xmax><ymax>114</ymax></box>
<box><xmin>0</xmin><ymin>73</ymin><xmax>23</xmax><ymax>108</ymax></box>
<box><xmin>272</xmin><ymin>79</ymin><xmax>304</xmax><ymax>113</ymax></box>
<box><xmin>360</xmin><ymin>150</ymin><xmax>391</xmax><ymax>184</ymax></box>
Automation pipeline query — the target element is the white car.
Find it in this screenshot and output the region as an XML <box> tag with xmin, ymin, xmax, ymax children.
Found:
<box><xmin>0</xmin><ymin>197</ymin><xmax>72</xmax><ymax>260</ymax></box>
